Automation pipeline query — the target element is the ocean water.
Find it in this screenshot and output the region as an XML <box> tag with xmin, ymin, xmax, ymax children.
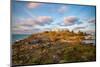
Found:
<box><xmin>11</xmin><ymin>34</ymin><xmax>30</xmax><ymax>43</ymax></box>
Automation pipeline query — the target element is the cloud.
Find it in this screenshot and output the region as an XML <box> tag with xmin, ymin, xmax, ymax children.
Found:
<box><xmin>88</xmin><ymin>18</ymin><xmax>96</xmax><ymax>24</ymax></box>
<box><xmin>12</xmin><ymin>18</ymin><xmax>37</xmax><ymax>34</ymax></box>
<box><xmin>12</xmin><ymin>28</ymin><xmax>42</xmax><ymax>34</ymax></box>
<box><xmin>12</xmin><ymin>16</ymin><xmax>53</xmax><ymax>34</ymax></box>
<box><xmin>34</xmin><ymin>16</ymin><xmax>53</xmax><ymax>25</ymax></box>
<box><xmin>13</xmin><ymin>16</ymin><xmax>53</xmax><ymax>27</ymax></box>
<box><xmin>73</xmin><ymin>26</ymin><xmax>86</xmax><ymax>30</ymax></box>
<box><xmin>12</xmin><ymin>26</ymin><xmax>42</xmax><ymax>34</ymax></box>
<box><xmin>50</xmin><ymin>5</ymin><xmax>67</xmax><ymax>14</ymax></box>
<box><xmin>85</xmin><ymin>29</ymin><xmax>95</xmax><ymax>35</ymax></box>
<box><xmin>87</xmin><ymin>29</ymin><xmax>95</xmax><ymax>33</ymax></box>
<box><xmin>27</xmin><ymin>2</ymin><xmax>41</xmax><ymax>9</ymax></box>
<box><xmin>63</xmin><ymin>16</ymin><xmax>79</xmax><ymax>25</ymax></box>
<box><xmin>58</xmin><ymin>6</ymin><xmax>67</xmax><ymax>13</ymax></box>
<box><xmin>14</xmin><ymin>18</ymin><xmax>36</xmax><ymax>28</ymax></box>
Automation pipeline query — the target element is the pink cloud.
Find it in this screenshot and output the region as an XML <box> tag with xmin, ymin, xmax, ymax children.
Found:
<box><xmin>27</xmin><ymin>2</ymin><xmax>41</xmax><ymax>9</ymax></box>
<box><xmin>88</xmin><ymin>18</ymin><xmax>96</xmax><ymax>23</ymax></box>
<box><xmin>64</xmin><ymin>16</ymin><xmax>78</xmax><ymax>25</ymax></box>
<box><xmin>13</xmin><ymin>16</ymin><xmax>53</xmax><ymax>29</ymax></box>
<box><xmin>35</xmin><ymin>16</ymin><xmax>53</xmax><ymax>25</ymax></box>
<box><xmin>12</xmin><ymin>16</ymin><xmax>53</xmax><ymax>34</ymax></box>
<box><xmin>16</xmin><ymin>18</ymin><xmax>36</xmax><ymax>27</ymax></box>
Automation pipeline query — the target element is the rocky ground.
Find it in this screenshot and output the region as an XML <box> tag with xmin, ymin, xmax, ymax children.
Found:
<box><xmin>12</xmin><ymin>31</ymin><xmax>96</xmax><ymax>66</ymax></box>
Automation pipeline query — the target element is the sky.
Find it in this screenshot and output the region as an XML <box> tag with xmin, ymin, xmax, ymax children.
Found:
<box><xmin>12</xmin><ymin>1</ymin><xmax>96</xmax><ymax>34</ymax></box>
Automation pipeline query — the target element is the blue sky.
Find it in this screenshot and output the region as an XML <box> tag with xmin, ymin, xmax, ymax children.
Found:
<box><xmin>12</xmin><ymin>1</ymin><xmax>96</xmax><ymax>34</ymax></box>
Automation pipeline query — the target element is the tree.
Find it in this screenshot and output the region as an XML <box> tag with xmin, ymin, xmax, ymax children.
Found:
<box><xmin>78</xmin><ymin>31</ymin><xmax>84</xmax><ymax>36</ymax></box>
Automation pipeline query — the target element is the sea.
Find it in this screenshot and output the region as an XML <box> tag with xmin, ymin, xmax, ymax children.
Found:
<box><xmin>11</xmin><ymin>34</ymin><xmax>30</xmax><ymax>43</ymax></box>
